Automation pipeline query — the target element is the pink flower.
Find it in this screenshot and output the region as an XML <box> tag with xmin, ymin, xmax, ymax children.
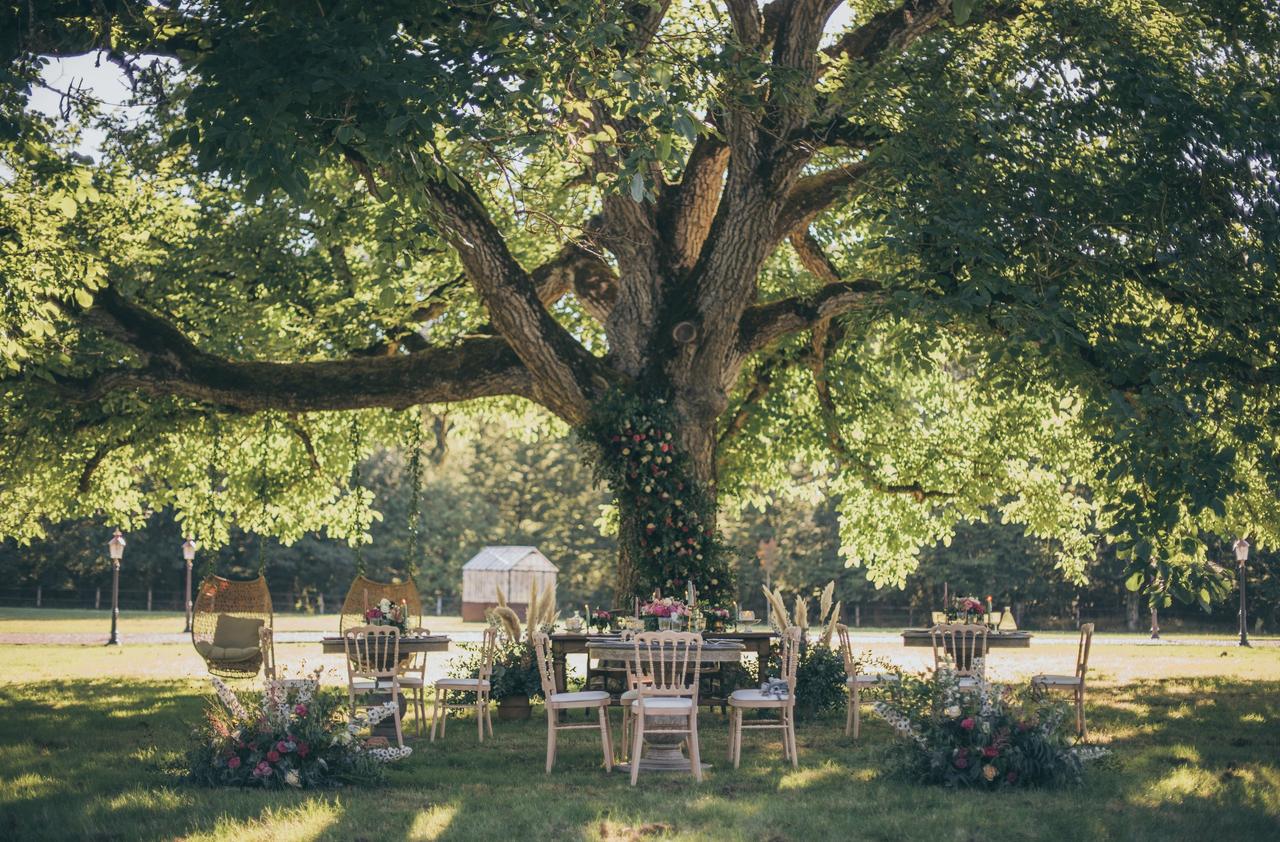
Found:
<box><xmin>982</xmin><ymin>746</ymin><xmax>999</xmax><ymax>758</ymax></box>
<box><xmin>275</xmin><ymin>740</ymin><xmax>289</xmax><ymax>754</ymax></box>
<box><xmin>227</xmin><ymin>756</ymin><xmax>241</xmax><ymax>769</ymax></box>
<box><xmin>296</xmin><ymin>742</ymin><xmax>310</xmax><ymax>758</ymax></box>
<box><xmin>364</xmin><ymin>608</ymin><xmax>382</xmax><ymax>620</ymax></box>
<box><xmin>960</xmin><ymin>718</ymin><xmax>975</xmax><ymax>731</ymax></box>
<box><xmin>266</xmin><ymin>750</ymin><xmax>281</xmax><ymax>763</ymax></box>
<box><xmin>252</xmin><ymin>761</ymin><xmax>272</xmax><ymax>778</ymax></box>
<box><xmin>294</xmin><ymin>704</ymin><xmax>308</xmax><ymax>717</ymax></box>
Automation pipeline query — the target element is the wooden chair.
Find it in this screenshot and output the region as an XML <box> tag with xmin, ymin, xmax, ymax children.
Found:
<box><xmin>836</xmin><ymin>623</ymin><xmax>899</xmax><ymax>738</ymax></box>
<box><xmin>342</xmin><ymin>625</ymin><xmax>405</xmax><ymax>748</ymax></box>
<box><xmin>628</xmin><ymin>631</ymin><xmax>704</xmax><ymax>785</ymax></box>
<box><xmin>531</xmin><ymin>632</ymin><xmax>613</xmax><ymax>773</ymax></box>
<box><xmin>929</xmin><ymin>623</ymin><xmax>989</xmax><ymax>690</ymax></box>
<box><xmin>727</xmin><ymin>626</ymin><xmax>801</xmax><ymax>768</ymax></box>
<box><xmin>431</xmin><ymin>626</ymin><xmax>496</xmax><ymax>742</ymax></box>
<box><xmin>396</xmin><ymin>627</ymin><xmax>431</xmax><ymax>736</ymax></box>
<box><xmin>1032</xmin><ymin>623</ymin><xmax>1094</xmax><ymax>736</ymax></box>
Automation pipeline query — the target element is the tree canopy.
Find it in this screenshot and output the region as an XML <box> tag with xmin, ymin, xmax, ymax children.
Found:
<box><xmin>3</xmin><ymin>1</ymin><xmax>1280</xmax><ymax>605</ymax></box>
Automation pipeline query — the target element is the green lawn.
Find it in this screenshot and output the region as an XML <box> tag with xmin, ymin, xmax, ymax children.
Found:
<box><xmin>1</xmin><ymin>640</ymin><xmax>1278</xmax><ymax>841</ymax></box>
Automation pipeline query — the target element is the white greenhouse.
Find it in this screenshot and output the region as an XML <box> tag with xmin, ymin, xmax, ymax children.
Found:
<box><xmin>460</xmin><ymin>545</ymin><xmax>558</xmax><ymax>621</ymax></box>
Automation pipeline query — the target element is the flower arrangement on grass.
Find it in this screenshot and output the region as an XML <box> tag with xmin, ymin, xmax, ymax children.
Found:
<box><xmin>364</xmin><ymin>597</ymin><xmax>410</xmax><ymax>634</ymax></box>
<box><xmin>187</xmin><ymin>672</ymin><xmax>411</xmax><ymax>789</ymax></box>
<box><xmin>873</xmin><ymin>670</ymin><xmax>1107</xmax><ymax>789</ymax></box>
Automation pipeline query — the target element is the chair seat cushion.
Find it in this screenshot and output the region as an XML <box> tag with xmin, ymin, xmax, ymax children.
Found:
<box><xmin>728</xmin><ymin>688</ymin><xmax>789</xmax><ymax>706</ymax></box>
<box><xmin>397</xmin><ymin>675</ymin><xmax>426</xmax><ymax>687</ymax></box>
<box><xmin>631</xmin><ymin>697</ymin><xmax>694</xmax><ymax>712</ymax></box>
<box><xmin>433</xmin><ymin>678</ymin><xmax>490</xmax><ymax>690</ymax></box>
<box><xmin>195</xmin><ymin>640</ymin><xmax>260</xmax><ymax>662</ymax></box>
<box><xmin>619</xmin><ymin>689</ymin><xmax>640</xmax><ymax>702</ymax></box>
<box><xmin>1032</xmin><ymin>674</ymin><xmax>1081</xmax><ymax>687</ymax></box>
<box><xmin>548</xmin><ymin>690</ymin><xmax>611</xmax><ymax>708</ymax></box>
<box><xmin>352</xmin><ymin>679</ymin><xmax>398</xmax><ymax>691</ymax></box>
<box><xmin>211</xmin><ymin>614</ymin><xmax>265</xmax><ymax>650</ymax></box>
<box><xmin>847</xmin><ymin>673</ymin><xmax>899</xmax><ymax>687</ymax></box>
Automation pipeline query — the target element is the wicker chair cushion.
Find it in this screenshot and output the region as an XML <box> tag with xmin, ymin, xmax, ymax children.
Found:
<box><xmin>194</xmin><ymin>641</ymin><xmax>261</xmax><ymax>662</ymax></box>
<box><xmin>212</xmin><ymin>615</ymin><xmax>265</xmax><ymax>649</ymax></box>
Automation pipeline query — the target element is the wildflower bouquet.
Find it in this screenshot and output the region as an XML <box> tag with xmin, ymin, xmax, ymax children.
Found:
<box><xmin>589</xmin><ymin>609</ymin><xmax>613</xmax><ymax>632</ymax></box>
<box><xmin>186</xmin><ymin>673</ymin><xmax>411</xmax><ymax>789</ymax></box>
<box><xmin>873</xmin><ymin>671</ymin><xmax>1106</xmax><ymax>789</ymax></box>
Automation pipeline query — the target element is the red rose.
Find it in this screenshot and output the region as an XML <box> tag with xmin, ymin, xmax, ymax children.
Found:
<box><xmin>960</xmin><ymin>718</ymin><xmax>975</xmax><ymax>730</ymax></box>
<box><xmin>294</xmin><ymin>704</ymin><xmax>308</xmax><ymax>717</ymax></box>
<box><xmin>297</xmin><ymin>742</ymin><xmax>310</xmax><ymax>758</ymax></box>
<box><xmin>267</xmin><ymin>750</ymin><xmax>281</xmax><ymax>763</ymax></box>
<box><xmin>982</xmin><ymin>746</ymin><xmax>999</xmax><ymax>758</ymax></box>
<box><xmin>227</xmin><ymin>756</ymin><xmax>242</xmax><ymax>769</ymax></box>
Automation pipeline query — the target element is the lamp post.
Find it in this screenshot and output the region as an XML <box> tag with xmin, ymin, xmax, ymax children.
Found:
<box><xmin>182</xmin><ymin>538</ymin><xmax>197</xmax><ymax>634</ymax></box>
<box><xmin>107</xmin><ymin>529</ymin><xmax>126</xmax><ymax>646</ymax></box>
<box><xmin>1233</xmin><ymin>538</ymin><xmax>1251</xmax><ymax>647</ymax></box>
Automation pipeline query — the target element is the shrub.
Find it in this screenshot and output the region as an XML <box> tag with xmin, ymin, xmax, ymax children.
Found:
<box><xmin>873</xmin><ymin>671</ymin><xmax>1107</xmax><ymax>789</ymax></box>
<box><xmin>186</xmin><ymin>674</ymin><xmax>410</xmax><ymax>789</ymax></box>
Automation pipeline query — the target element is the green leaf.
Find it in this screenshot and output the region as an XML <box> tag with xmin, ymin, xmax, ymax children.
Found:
<box><xmin>1124</xmin><ymin>571</ymin><xmax>1143</xmax><ymax>592</ymax></box>
<box><xmin>73</xmin><ymin>289</ymin><xmax>94</xmax><ymax>309</ymax></box>
<box><xmin>629</xmin><ymin>172</ymin><xmax>646</xmax><ymax>203</ymax></box>
<box><xmin>953</xmin><ymin>0</ymin><xmax>976</xmax><ymax>25</ymax></box>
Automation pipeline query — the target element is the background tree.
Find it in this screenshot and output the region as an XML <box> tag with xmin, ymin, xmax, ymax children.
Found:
<box><xmin>3</xmin><ymin>1</ymin><xmax>1279</xmax><ymax>605</ymax></box>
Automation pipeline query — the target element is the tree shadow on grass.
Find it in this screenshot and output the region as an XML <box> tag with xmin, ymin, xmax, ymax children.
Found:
<box><xmin>1</xmin><ymin>678</ymin><xmax>1278</xmax><ymax>841</ymax></box>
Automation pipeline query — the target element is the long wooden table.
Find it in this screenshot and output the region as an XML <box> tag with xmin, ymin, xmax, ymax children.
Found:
<box><xmin>319</xmin><ymin>633</ymin><xmax>451</xmax><ymax>655</ymax></box>
<box><xmin>550</xmin><ymin>630</ymin><xmax>776</xmax><ymax>696</ymax></box>
<box><xmin>900</xmin><ymin>629</ymin><xmax>1033</xmax><ymax>649</ymax></box>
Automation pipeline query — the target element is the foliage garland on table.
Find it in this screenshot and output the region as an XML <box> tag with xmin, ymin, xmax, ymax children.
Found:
<box><xmin>579</xmin><ymin>390</ymin><xmax>736</xmax><ymax>605</ymax></box>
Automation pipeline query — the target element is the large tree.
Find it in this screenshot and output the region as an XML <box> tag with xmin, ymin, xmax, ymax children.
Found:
<box><xmin>3</xmin><ymin>1</ymin><xmax>1279</xmax><ymax>605</ymax></box>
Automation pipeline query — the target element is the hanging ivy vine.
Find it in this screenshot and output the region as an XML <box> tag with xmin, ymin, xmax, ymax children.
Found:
<box><xmin>580</xmin><ymin>390</ymin><xmax>737</xmax><ymax>607</ymax></box>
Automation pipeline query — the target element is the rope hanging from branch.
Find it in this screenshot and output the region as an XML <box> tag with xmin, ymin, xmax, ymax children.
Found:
<box><xmin>349</xmin><ymin>413</ymin><xmax>365</xmax><ymax>575</ymax></box>
<box><xmin>202</xmin><ymin>413</ymin><xmax>223</xmax><ymax>578</ymax></box>
<box><xmin>406</xmin><ymin>407</ymin><xmax>424</xmax><ymax>579</ymax></box>
<box><xmin>256</xmin><ymin>413</ymin><xmax>272</xmax><ymax>575</ymax></box>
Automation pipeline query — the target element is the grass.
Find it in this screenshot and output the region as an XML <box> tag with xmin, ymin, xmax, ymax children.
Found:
<box><xmin>1</xmin><ymin>637</ymin><xmax>1278</xmax><ymax>841</ymax></box>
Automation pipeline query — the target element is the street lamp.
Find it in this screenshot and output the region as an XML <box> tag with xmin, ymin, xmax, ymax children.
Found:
<box><xmin>1233</xmin><ymin>538</ymin><xmax>1251</xmax><ymax>647</ymax></box>
<box><xmin>107</xmin><ymin>529</ymin><xmax>126</xmax><ymax>646</ymax></box>
<box><xmin>182</xmin><ymin>538</ymin><xmax>197</xmax><ymax>634</ymax></box>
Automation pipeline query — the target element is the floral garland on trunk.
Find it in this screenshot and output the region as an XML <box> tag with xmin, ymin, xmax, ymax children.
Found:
<box><xmin>580</xmin><ymin>391</ymin><xmax>736</xmax><ymax>606</ymax></box>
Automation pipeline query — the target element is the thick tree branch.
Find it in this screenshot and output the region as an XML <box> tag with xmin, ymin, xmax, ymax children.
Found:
<box><xmin>776</xmin><ymin>161</ymin><xmax>873</xmax><ymax>237</ymax></box>
<box><xmin>58</xmin><ymin>288</ymin><xmax>536</xmax><ymax>413</ymax></box>
<box><xmin>823</xmin><ymin>0</ymin><xmax>953</xmax><ymax>70</ymax></box>
<box><xmin>422</xmin><ymin>173</ymin><xmax>612</xmax><ymax>421</ymax></box>
<box><xmin>739</xmin><ymin>278</ymin><xmax>884</xmax><ymax>355</ymax></box>
<box><xmin>658</xmin><ymin>132</ymin><xmax>730</xmax><ymax>275</ymax></box>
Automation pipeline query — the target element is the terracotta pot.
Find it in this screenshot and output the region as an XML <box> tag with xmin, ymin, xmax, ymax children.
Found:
<box><xmin>497</xmin><ymin>696</ymin><xmax>532</xmax><ymax>721</ymax></box>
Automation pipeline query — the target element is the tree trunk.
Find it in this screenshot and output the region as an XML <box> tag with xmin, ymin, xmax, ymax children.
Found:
<box><xmin>1125</xmin><ymin>591</ymin><xmax>1139</xmax><ymax>631</ymax></box>
<box><xmin>608</xmin><ymin>390</ymin><xmax>724</xmax><ymax>604</ymax></box>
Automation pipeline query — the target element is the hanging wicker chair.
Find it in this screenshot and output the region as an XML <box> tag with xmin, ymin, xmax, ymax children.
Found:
<box><xmin>191</xmin><ymin>574</ymin><xmax>274</xmax><ymax>679</ymax></box>
<box><xmin>340</xmin><ymin>575</ymin><xmax>424</xmax><ymax>633</ymax></box>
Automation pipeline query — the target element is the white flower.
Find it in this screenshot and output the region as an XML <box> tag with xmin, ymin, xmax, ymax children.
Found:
<box><xmin>378</xmin><ymin>598</ymin><xmax>393</xmax><ymax>613</ymax></box>
<box><xmin>284</xmin><ymin>769</ymin><xmax>301</xmax><ymax>788</ymax></box>
<box><xmin>944</xmin><ymin>705</ymin><xmax>961</xmax><ymax>718</ymax></box>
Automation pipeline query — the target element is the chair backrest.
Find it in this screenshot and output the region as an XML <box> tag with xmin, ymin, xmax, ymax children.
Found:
<box><xmin>835</xmin><ymin>622</ymin><xmax>855</xmax><ymax>677</ymax></box>
<box><xmin>929</xmin><ymin>623</ymin><xmax>988</xmax><ymax>677</ymax></box>
<box><xmin>778</xmin><ymin>626</ymin><xmax>802</xmax><ymax>694</ymax></box>
<box><xmin>343</xmin><ymin>625</ymin><xmax>400</xmax><ymax>680</ymax></box>
<box><xmin>531</xmin><ymin>632</ymin><xmax>558</xmax><ymax>698</ymax></box>
<box><xmin>632</xmin><ymin>631</ymin><xmax>703</xmax><ymax>700</ymax></box>
<box><xmin>1075</xmin><ymin>623</ymin><xmax>1095</xmax><ymax>680</ymax></box>
<box><xmin>477</xmin><ymin>626</ymin><xmax>500</xmax><ymax>682</ymax></box>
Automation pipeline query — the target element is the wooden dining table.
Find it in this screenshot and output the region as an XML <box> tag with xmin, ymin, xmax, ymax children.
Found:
<box><xmin>319</xmin><ymin>633</ymin><xmax>451</xmax><ymax>739</ymax></box>
<box><xmin>550</xmin><ymin>630</ymin><xmax>776</xmax><ymax>697</ymax></box>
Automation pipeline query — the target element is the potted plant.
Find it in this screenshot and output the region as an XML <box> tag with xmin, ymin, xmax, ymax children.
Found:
<box><xmin>490</xmin><ymin>638</ymin><xmax>544</xmax><ymax>720</ymax></box>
